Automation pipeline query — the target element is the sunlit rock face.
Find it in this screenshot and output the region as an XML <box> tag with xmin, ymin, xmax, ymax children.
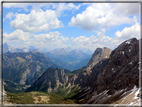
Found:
<box><xmin>87</xmin><ymin>47</ymin><xmax>112</xmax><ymax>68</ymax></box>
<box><xmin>26</xmin><ymin>68</ymin><xmax>68</xmax><ymax>93</ymax></box>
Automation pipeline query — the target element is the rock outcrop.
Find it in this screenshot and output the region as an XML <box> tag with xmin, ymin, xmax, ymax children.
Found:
<box><xmin>87</xmin><ymin>47</ymin><xmax>112</xmax><ymax>68</ymax></box>
<box><xmin>69</xmin><ymin>47</ymin><xmax>112</xmax><ymax>88</ymax></box>
<box><xmin>26</xmin><ymin>68</ymin><xmax>68</xmax><ymax>93</ymax></box>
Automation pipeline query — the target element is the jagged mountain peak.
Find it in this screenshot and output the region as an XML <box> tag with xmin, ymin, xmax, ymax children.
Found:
<box><xmin>96</xmin><ymin>38</ymin><xmax>139</xmax><ymax>93</ymax></box>
<box><xmin>87</xmin><ymin>47</ymin><xmax>112</xmax><ymax>68</ymax></box>
<box><xmin>79</xmin><ymin>37</ymin><xmax>139</xmax><ymax>104</ymax></box>
<box><xmin>26</xmin><ymin>67</ymin><xmax>68</xmax><ymax>92</ymax></box>
<box><xmin>67</xmin><ymin>38</ymin><xmax>139</xmax><ymax>104</ymax></box>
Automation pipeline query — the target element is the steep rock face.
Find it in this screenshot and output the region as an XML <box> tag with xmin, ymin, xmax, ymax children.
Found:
<box><xmin>96</xmin><ymin>38</ymin><xmax>139</xmax><ymax>93</ymax></box>
<box><xmin>69</xmin><ymin>47</ymin><xmax>112</xmax><ymax>88</ymax></box>
<box><xmin>69</xmin><ymin>68</ymin><xmax>92</xmax><ymax>87</ymax></box>
<box><xmin>87</xmin><ymin>47</ymin><xmax>112</xmax><ymax>68</ymax></box>
<box><xmin>80</xmin><ymin>38</ymin><xmax>139</xmax><ymax>104</ymax></box>
<box><xmin>26</xmin><ymin>68</ymin><xmax>68</xmax><ymax>93</ymax></box>
<box><xmin>20</xmin><ymin>64</ymin><xmax>42</xmax><ymax>85</ymax></box>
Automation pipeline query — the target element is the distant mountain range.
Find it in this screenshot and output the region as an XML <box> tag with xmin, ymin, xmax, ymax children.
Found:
<box><xmin>1</xmin><ymin>43</ymin><xmax>40</xmax><ymax>53</ymax></box>
<box><xmin>1</xmin><ymin>43</ymin><xmax>93</xmax><ymax>54</ymax></box>
<box><xmin>45</xmin><ymin>48</ymin><xmax>91</xmax><ymax>70</ymax></box>
<box><xmin>2</xmin><ymin>43</ymin><xmax>92</xmax><ymax>70</ymax></box>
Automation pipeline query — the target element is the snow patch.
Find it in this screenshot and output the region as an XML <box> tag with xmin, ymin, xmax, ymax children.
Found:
<box><xmin>88</xmin><ymin>87</ymin><xmax>90</xmax><ymax>89</ymax></box>
<box><xmin>112</xmin><ymin>68</ymin><xmax>115</xmax><ymax>73</ymax></box>
<box><xmin>125</xmin><ymin>40</ymin><xmax>131</xmax><ymax>44</ymax></box>
<box><xmin>120</xmin><ymin>51</ymin><xmax>125</xmax><ymax>54</ymax></box>
<box><xmin>129</xmin><ymin>102</ymin><xmax>134</xmax><ymax>105</ymax></box>
<box><xmin>114</xmin><ymin>104</ymin><xmax>118</xmax><ymax>107</ymax></box>
<box><xmin>129</xmin><ymin>86</ymin><xmax>138</xmax><ymax>95</ymax></box>
<box><xmin>134</xmin><ymin>88</ymin><xmax>140</xmax><ymax>99</ymax></box>
<box><xmin>129</xmin><ymin>62</ymin><xmax>132</xmax><ymax>64</ymax></box>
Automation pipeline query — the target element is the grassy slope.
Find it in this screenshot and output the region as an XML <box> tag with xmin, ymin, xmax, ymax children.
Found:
<box><xmin>4</xmin><ymin>91</ymin><xmax>77</xmax><ymax>104</ymax></box>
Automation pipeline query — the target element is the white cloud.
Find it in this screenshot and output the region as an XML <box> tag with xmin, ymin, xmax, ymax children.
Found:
<box><xmin>8</xmin><ymin>3</ymin><xmax>81</xmax><ymax>33</ymax></box>
<box><xmin>3</xmin><ymin>3</ymin><xmax>81</xmax><ymax>16</ymax></box>
<box><xmin>39</xmin><ymin>3</ymin><xmax>81</xmax><ymax>17</ymax></box>
<box><xmin>71</xmin><ymin>29</ymin><xmax>116</xmax><ymax>51</ymax></box>
<box><xmin>113</xmin><ymin>3</ymin><xmax>139</xmax><ymax>16</ymax></box>
<box><xmin>4</xmin><ymin>30</ymin><xmax>69</xmax><ymax>50</ymax></box>
<box><xmin>10</xmin><ymin>9</ymin><xmax>64</xmax><ymax>33</ymax></box>
<box><xmin>6</xmin><ymin>12</ymin><xmax>17</xmax><ymax>20</ymax></box>
<box><xmin>69</xmin><ymin>3</ymin><xmax>138</xmax><ymax>31</ymax></box>
<box><xmin>3</xmin><ymin>29</ymin><xmax>32</xmax><ymax>42</ymax></box>
<box><xmin>25</xmin><ymin>31</ymin><xmax>69</xmax><ymax>50</ymax></box>
<box><xmin>3</xmin><ymin>3</ymin><xmax>30</xmax><ymax>11</ymax></box>
<box><xmin>115</xmin><ymin>23</ymin><xmax>140</xmax><ymax>40</ymax></box>
<box><xmin>71</xmin><ymin>22</ymin><xmax>141</xmax><ymax>52</ymax></box>
<box><xmin>53</xmin><ymin>3</ymin><xmax>81</xmax><ymax>15</ymax></box>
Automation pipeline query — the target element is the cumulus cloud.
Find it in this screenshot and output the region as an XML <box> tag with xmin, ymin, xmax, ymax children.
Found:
<box><xmin>71</xmin><ymin>28</ymin><xmax>116</xmax><ymax>51</ymax></box>
<box><xmin>3</xmin><ymin>29</ymin><xmax>32</xmax><ymax>42</ymax></box>
<box><xmin>10</xmin><ymin>9</ymin><xmax>64</xmax><ymax>33</ymax></box>
<box><xmin>8</xmin><ymin>3</ymin><xmax>81</xmax><ymax>33</ymax></box>
<box><xmin>69</xmin><ymin>3</ymin><xmax>138</xmax><ymax>31</ymax></box>
<box><xmin>4</xmin><ymin>30</ymin><xmax>69</xmax><ymax>50</ymax></box>
<box><xmin>32</xmin><ymin>31</ymin><xmax>68</xmax><ymax>43</ymax></box>
<box><xmin>52</xmin><ymin>3</ymin><xmax>81</xmax><ymax>16</ymax></box>
<box><xmin>3</xmin><ymin>3</ymin><xmax>30</xmax><ymax>11</ymax></box>
<box><xmin>6</xmin><ymin>12</ymin><xmax>17</xmax><ymax>20</ymax></box>
<box><xmin>71</xmin><ymin>22</ymin><xmax>140</xmax><ymax>52</ymax></box>
<box><xmin>25</xmin><ymin>31</ymin><xmax>69</xmax><ymax>50</ymax></box>
<box><xmin>115</xmin><ymin>23</ymin><xmax>140</xmax><ymax>40</ymax></box>
<box><xmin>113</xmin><ymin>3</ymin><xmax>139</xmax><ymax>16</ymax></box>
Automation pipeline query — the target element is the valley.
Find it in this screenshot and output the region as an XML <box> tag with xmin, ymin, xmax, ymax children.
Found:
<box><xmin>2</xmin><ymin>38</ymin><xmax>140</xmax><ymax>106</ymax></box>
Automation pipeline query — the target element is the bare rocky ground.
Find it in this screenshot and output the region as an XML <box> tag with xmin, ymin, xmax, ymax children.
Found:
<box><xmin>111</xmin><ymin>86</ymin><xmax>141</xmax><ymax>106</ymax></box>
<box><xmin>28</xmin><ymin>92</ymin><xmax>50</xmax><ymax>104</ymax></box>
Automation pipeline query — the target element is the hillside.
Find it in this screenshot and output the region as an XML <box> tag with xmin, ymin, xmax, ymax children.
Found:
<box><xmin>3</xmin><ymin>51</ymin><xmax>59</xmax><ymax>86</ymax></box>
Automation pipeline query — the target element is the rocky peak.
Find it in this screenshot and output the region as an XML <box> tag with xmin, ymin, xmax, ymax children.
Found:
<box><xmin>79</xmin><ymin>38</ymin><xmax>139</xmax><ymax>104</ymax></box>
<box><xmin>87</xmin><ymin>47</ymin><xmax>112</xmax><ymax>68</ymax></box>
<box><xmin>96</xmin><ymin>38</ymin><xmax>139</xmax><ymax>92</ymax></box>
<box><xmin>26</xmin><ymin>68</ymin><xmax>68</xmax><ymax>92</ymax></box>
<box><xmin>3</xmin><ymin>43</ymin><xmax>9</xmax><ymax>53</ymax></box>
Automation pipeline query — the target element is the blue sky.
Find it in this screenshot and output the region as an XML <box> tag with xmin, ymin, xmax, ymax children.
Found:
<box><xmin>3</xmin><ymin>3</ymin><xmax>140</xmax><ymax>52</ymax></box>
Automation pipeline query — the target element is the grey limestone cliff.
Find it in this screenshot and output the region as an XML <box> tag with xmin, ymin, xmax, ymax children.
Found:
<box><xmin>26</xmin><ymin>68</ymin><xmax>68</xmax><ymax>93</ymax></box>
<box><xmin>87</xmin><ymin>47</ymin><xmax>112</xmax><ymax>68</ymax></box>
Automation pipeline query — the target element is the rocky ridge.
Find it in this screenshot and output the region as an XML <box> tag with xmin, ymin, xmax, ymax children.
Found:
<box><xmin>87</xmin><ymin>47</ymin><xmax>112</xmax><ymax>68</ymax></box>
<box><xmin>25</xmin><ymin>38</ymin><xmax>140</xmax><ymax>105</ymax></box>
<box><xmin>26</xmin><ymin>68</ymin><xmax>69</xmax><ymax>93</ymax></box>
<box><xmin>74</xmin><ymin>38</ymin><xmax>140</xmax><ymax>104</ymax></box>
